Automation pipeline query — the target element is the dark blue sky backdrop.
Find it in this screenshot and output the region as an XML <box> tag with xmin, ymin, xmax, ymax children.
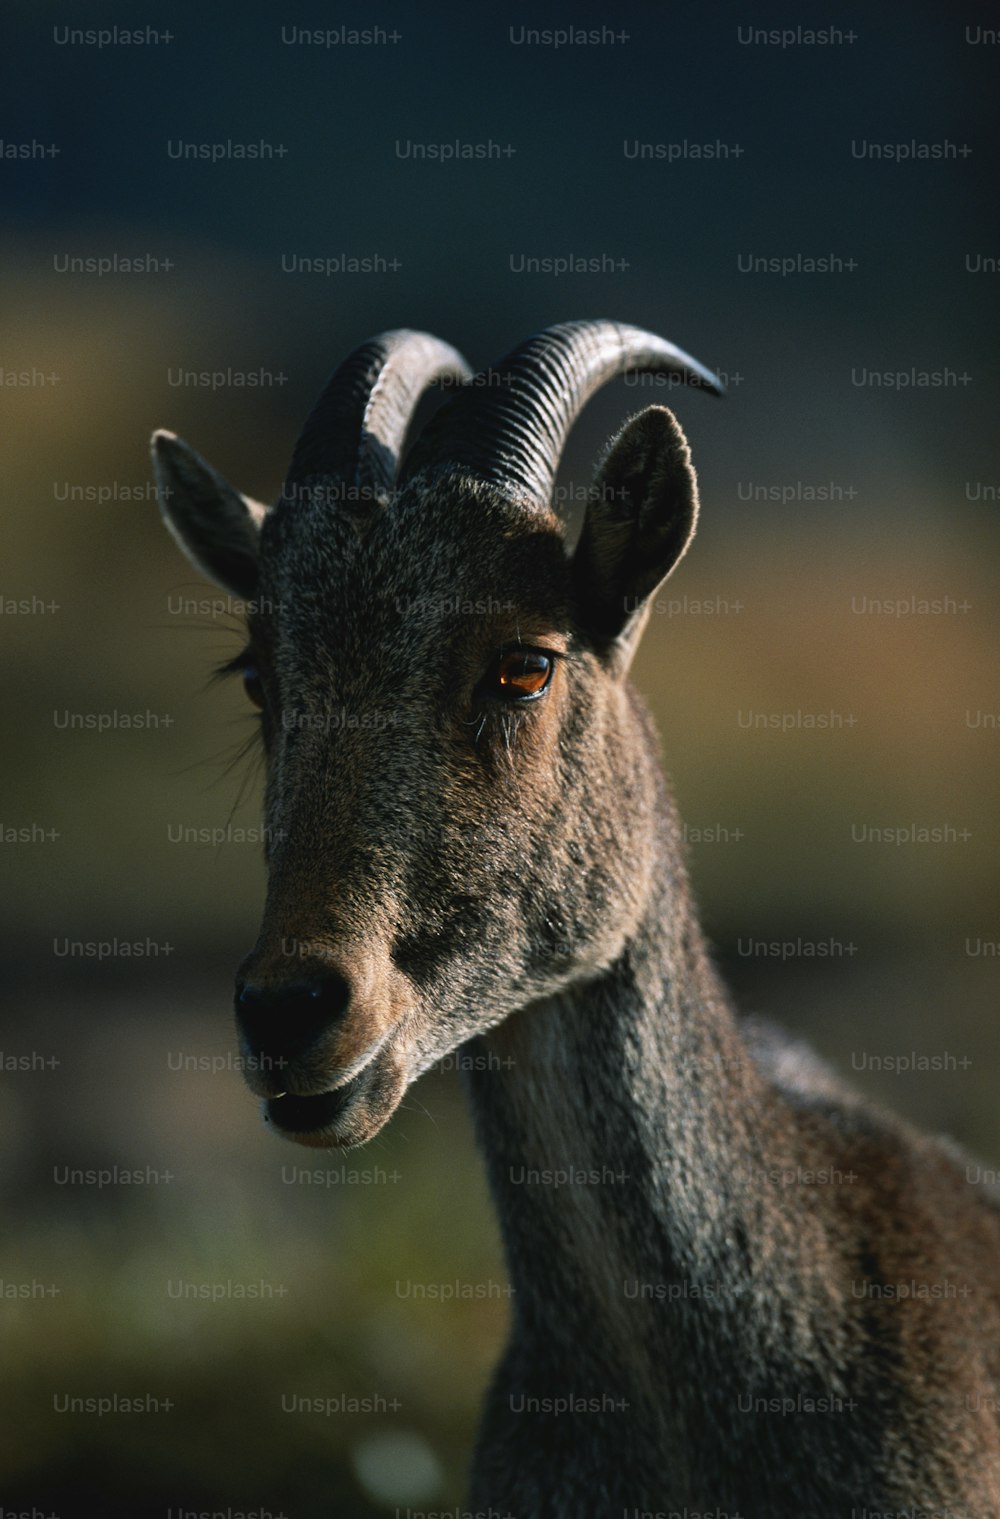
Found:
<box><xmin>5</xmin><ymin>0</ymin><xmax>998</xmax><ymax>517</ymax></box>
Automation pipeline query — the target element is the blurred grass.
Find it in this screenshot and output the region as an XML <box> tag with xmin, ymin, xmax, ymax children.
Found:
<box><xmin>0</xmin><ymin>991</ymin><xmax>506</xmax><ymax>1511</ymax></box>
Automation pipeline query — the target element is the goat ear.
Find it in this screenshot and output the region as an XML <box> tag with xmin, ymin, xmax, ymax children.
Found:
<box><xmin>572</xmin><ymin>406</ymin><xmax>699</xmax><ymax>653</ymax></box>
<box><xmin>151</xmin><ymin>430</ymin><xmax>266</xmax><ymax>598</ymax></box>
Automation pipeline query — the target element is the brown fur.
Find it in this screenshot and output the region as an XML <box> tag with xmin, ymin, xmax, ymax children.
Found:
<box><xmin>151</xmin><ymin>329</ymin><xmax>1000</xmax><ymax>1516</ymax></box>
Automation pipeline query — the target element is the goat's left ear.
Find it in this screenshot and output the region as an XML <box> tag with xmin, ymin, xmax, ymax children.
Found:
<box><xmin>572</xmin><ymin>406</ymin><xmax>699</xmax><ymax>653</ymax></box>
<box><xmin>151</xmin><ymin>430</ymin><xmax>266</xmax><ymax>599</ymax></box>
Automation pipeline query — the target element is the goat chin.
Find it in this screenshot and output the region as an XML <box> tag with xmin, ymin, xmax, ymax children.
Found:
<box><xmin>262</xmin><ymin>1046</ymin><xmax>408</xmax><ymax>1149</ymax></box>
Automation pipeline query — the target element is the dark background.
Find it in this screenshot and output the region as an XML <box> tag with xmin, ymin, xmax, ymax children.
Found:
<box><xmin>2</xmin><ymin>1</ymin><xmax>999</xmax><ymax>1513</ymax></box>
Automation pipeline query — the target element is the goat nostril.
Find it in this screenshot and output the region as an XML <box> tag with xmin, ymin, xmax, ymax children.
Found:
<box><xmin>234</xmin><ymin>972</ymin><xmax>352</xmax><ymax>1048</ymax></box>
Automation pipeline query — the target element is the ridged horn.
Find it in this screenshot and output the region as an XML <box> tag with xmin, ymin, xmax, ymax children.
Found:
<box><xmin>401</xmin><ymin>319</ymin><xmax>722</xmax><ymax>504</ymax></box>
<box><xmin>284</xmin><ymin>329</ymin><xmax>472</xmax><ymax>501</ymax></box>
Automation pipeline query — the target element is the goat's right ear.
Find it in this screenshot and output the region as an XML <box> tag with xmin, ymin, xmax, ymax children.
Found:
<box><xmin>151</xmin><ymin>430</ymin><xmax>266</xmax><ymax>598</ymax></box>
<box><xmin>571</xmin><ymin>405</ymin><xmax>699</xmax><ymax>658</ymax></box>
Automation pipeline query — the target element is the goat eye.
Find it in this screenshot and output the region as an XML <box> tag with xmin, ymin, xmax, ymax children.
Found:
<box><xmin>490</xmin><ymin>651</ymin><xmax>553</xmax><ymax>701</ymax></box>
<box><xmin>242</xmin><ymin>665</ymin><xmax>265</xmax><ymax>709</ymax></box>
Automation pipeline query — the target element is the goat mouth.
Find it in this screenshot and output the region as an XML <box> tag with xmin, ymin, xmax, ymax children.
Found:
<box><xmin>264</xmin><ymin>1081</ymin><xmax>362</xmax><ymax>1136</ymax></box>
<box><xmin>262</xmin><ymin>1051</ymin><xmax>406</xmax><ymax>1148</ymax></box>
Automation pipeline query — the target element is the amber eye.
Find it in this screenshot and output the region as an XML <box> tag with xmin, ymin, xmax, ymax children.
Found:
<box><xmin>242</xmin><ymin>665</ymin><xmax>265</xmax><ymax>709</ymax></box>
<box><xmin>488</xmin><ymin>650</ymin><xmax>554</xmax><ymax>701</ymax></box>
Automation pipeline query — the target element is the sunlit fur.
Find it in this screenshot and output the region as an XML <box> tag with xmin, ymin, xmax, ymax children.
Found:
<box><xmin>152</xmin><ymin>345</ymin><xmax>1000</xmax><ymax>1517</ymax></box>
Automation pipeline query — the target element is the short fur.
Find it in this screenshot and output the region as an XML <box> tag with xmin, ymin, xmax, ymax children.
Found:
<box><xmin>151</xmin><ymin>325</ymin><xmax>1000</xmax><ymax>1517</ymax></box>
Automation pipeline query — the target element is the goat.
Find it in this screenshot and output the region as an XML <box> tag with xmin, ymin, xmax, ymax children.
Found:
<box><xmin>151</xmin><ymin>321</ymin><xmax>1000</xmax><ymax>1517</ymax></box>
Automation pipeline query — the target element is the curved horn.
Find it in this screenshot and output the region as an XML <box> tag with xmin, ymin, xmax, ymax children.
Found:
<box><xmin>284</xmin><ymin>329</ymin><xmax>472</xmax><ymax>501</ymax></box>
<box><xmin>401</xmin><ymin>320</ymin><xmax>722</xmax><ymax>504</ymax></box>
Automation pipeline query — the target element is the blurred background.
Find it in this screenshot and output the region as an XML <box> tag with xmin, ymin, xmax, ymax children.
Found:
<box><xmin>2</xmin><ymin>0</ymin><xmax>999</xmax><ymax>1512</ymax></box>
